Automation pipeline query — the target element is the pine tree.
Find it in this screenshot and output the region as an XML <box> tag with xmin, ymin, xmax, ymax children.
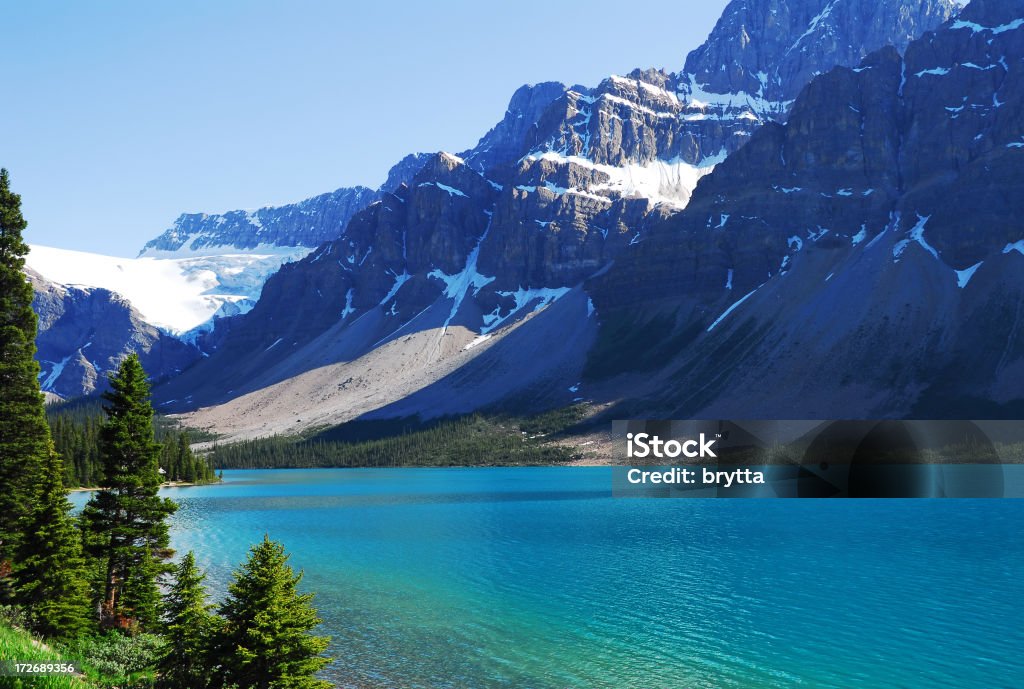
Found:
<box><xmin>156</xmin><ymin>552</ymin><xmax>216</xmax><ymax>689</ymax></box>
<box><xmin>0</xmin><ymin>168</ymin><xmax>48</xmax><ymax>592</ymax></box>
<box><xmin>82</xmin><ymin>354</ymin><xmax>177</xmax><ymax>630</ymax></box>
<box><xmin>14</xmin><ymin>444</ymin><xmax>92</xmax><ymax>640</ymax></box>
<box><xmin>214</xmin><ymin>536</ymin><xmax>331</xmax><ymax>689</ymax></box>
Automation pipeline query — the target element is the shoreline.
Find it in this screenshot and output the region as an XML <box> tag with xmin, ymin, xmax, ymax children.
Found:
<box><xmin>69</xmin><ymin>480</ymin><xmax>216</xmax><ymax>492</ymax></box>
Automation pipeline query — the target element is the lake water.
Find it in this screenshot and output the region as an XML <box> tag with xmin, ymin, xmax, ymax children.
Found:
<box><xmin>73</xmin><ymin>468</ymin><xmax>1024</xmax><ymax>688</ymax></box>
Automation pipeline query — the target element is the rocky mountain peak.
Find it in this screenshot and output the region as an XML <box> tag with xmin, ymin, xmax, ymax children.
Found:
<box><xmin>380</xmin><ymin>152</ymin><xmax>434</xmax><ymax>193</ymax></box>
<box><xmin>139</xmin><ymin>185</ymin><xmax>379</xmax><ymax>258</ymax></box>
<box><xmin>681</xmin><ymin>0</ymin><xmax>961</xmax><ymax>106</ymax></box>
<box><xmin>462</xmin><ymin>81</ymin><xmax>571</xmax><ymax>173</ymax></box>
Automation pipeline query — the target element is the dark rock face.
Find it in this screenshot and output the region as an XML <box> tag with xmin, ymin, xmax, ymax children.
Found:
<box><xmin>462</xmin><ymin>82</ymin><xmax>571</xmax><ymax>173</ymax></box>
<box><xmin>683</xmin><ymin>0</ymin><xmax>959</xmax><ymax>105</ymax></box>
<box><xmin>30</xmin><ymin>270</ymin><xmax>200</xmax><ymax>399</ymax></box>
<box><xmin>380</xmin><ymin>153</ymin><xmax>434</xmax><ymax>194</ymax></box>
<box><xmin>152</xmin><ymin>0</ymin><xmax>962</xmax><ymax>415</ymax></box>
<box><xmin>519</xmin><ymin>74</ymin><xmax>731</xmax><ymax>166</ymax></box>
<box><xmin>589</xmin><ymin>0</ymin><xmax>1024</xmax><ymax>417</ymax></box>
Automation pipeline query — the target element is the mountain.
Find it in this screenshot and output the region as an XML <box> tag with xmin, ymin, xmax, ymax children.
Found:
<box><xmin>26</xmin><ymin>149</ymin><xmax>431</xmax><ymax>399</ymax></box>
<box><xmin>26</xmin><ymin>244</ymin><xmax>301</xmax><ymax>336</ymax></box>
<box><xmin>151</xmin><ymin>0</ymin><xmax>961</xmax><ymax>439</ymax></box>
<box><xmin>139</xmin><ymin>186</ymin><xmax>379</xmax><ymax>257</ymax></box>
<box><xmin>586</xmin><ymin>0</ymin><xmax>1024</xmax><ymax>418</ymax></box>
<box><xmin>29</xmin><ymin>269</ymin><xmax>199</xmax><ymax>400</ymax></box>
<box><xmin>138</xmin><ymin>151</ymin><xmax>450</xmax><ymax>261</ymax></box>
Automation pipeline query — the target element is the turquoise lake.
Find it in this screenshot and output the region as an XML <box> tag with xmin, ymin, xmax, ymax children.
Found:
<box><xmin>74</xmin><ymin>468</ymin><xmax>1024</xmax><ymax>688</ymax></box>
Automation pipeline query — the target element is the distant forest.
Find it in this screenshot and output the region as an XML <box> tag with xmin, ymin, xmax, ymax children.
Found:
<box><xmin>48</xmin><ymin>400</ymin><xmax>591</xmax><ymax>479</ymax></box>
<box><xmin>47</xmin><ymin>398</ymin><xmax>218</xmax><ymax>487</ymax></box>
<box><xmin>209</xmin><ymin>408</ymin><xmax>590</xmax><ymax>469</ymax></box>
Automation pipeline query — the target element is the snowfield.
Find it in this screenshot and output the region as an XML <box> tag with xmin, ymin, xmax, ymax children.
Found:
<box><xmin>523</xmin><ymin>150</ymin><xmax>727</xmax><ymax>209</ymax></box>
<box><xmin>27</xmin><ymin>244</ymin><xmax>311</xmax><ymax>335</ymax></box>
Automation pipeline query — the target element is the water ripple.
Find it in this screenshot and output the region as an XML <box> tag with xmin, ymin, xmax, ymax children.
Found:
<box><xmin>127</xmin><ymin>468</ymin><xmax>1024</xmax><ymax>689</ymax></box>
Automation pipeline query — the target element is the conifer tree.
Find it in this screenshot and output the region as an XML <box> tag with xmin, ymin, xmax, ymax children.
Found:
<box><xmin>214</xmin><ymin>536</ymin><xmax>331</xmax><ymax>689</ymax></box>
<box><xmin>0</xmin><ymin>168</ymin><xmax>48</xmax><ymax>587</ymax></box>
<box><xmin>15</xmin><ymin>445</ymin><xmax>92</xmax><ymax>640</ymax></box>
<box><xmin>156</xmin><ymin>552</ymin><xmax>216</xmax><ymax>689</ymax></box>
<box><xmin>82</xmin><ymin>354</ymin><xmax>177</xmax><ymax>630</ymax></box>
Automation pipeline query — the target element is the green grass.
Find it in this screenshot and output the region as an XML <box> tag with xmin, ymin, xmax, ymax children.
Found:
<box><xmin>0</xmin><ymin>623</ymin><xmax>90</xmax><ymax>689</ymax></box>
<box><xmin>0</xmin><ymin>621</ymin><xmax>163</xmax><ymax>689</ymax></box>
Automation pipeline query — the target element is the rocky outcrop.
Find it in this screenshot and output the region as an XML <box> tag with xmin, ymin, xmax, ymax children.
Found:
<box><xmin>30</xmin><ymin>269</ymin><xmax>200</xmax><ymax>399</ymax></box>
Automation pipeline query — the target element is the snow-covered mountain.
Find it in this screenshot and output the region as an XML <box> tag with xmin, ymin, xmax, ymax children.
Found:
<box><xmin>150</xmin><ymin>0</ymin><xmax>962</xmax><ymax>438</ymax></box>
<box><xmin>27</xmin><ymin>244</ymin><xmax>306</xmax><ymax>336</ymax></box>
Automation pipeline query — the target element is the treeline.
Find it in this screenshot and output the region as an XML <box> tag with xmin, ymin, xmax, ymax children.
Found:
<box><xmin>0</xmin><ymin>169</ymin><xmax>330</xmax><ymax>688</ymax></box>
<box><xmin>209</xmin><ymin>413</ymin><xmax>582</xmax><ymax>469</ymax></box>
<box><xmin>47</xmin><ymin>399</ymin><xmax>218</xmax><ymax>487</ymax></box>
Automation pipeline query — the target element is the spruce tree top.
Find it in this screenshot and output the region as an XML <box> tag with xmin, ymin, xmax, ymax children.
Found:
<box><xmin>218</xmin><ymin>535</ymin><xmax>331</xmax><ymax>689</ymax></box>
<box><xmin>0</xmin><ymin>167</ymin><xmax>35</xmax><ymax>346</ymax></box>
<box><xmin>100</xmin><ymin>353</ymin><xmax>163</xmax><ymax>490</ymax></box>
<box><xmin>0</xmin><ymin>169</ymin><xmax>29</xmax><ymax>266</ymax></box>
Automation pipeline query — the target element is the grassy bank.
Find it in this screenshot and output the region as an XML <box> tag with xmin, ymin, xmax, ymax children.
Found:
<box><xmin>0</xmin><ymin>619</ymin><xmax>163</xmax><ymax>689</ymax></box>
<box><xmin>0</xmin><ymin>623</ymin><xmax>90</xmax><ymax>688</ymax></box>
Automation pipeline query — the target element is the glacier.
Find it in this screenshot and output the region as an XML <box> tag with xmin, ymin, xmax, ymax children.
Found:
<box><xmin>26</xmin><ymin>244</ymin><xmax>310</xmax><ymax>335</ymax></box>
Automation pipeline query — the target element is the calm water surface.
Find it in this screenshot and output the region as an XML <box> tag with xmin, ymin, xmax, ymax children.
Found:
<box><xmin>74</xmin><ymin>468</ymin><xmax>1024</xmax><ymax>688</ymax></box>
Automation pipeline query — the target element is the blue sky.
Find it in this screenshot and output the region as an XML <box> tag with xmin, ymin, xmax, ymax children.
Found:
<box><xmin>3</xmin><ymin>1</ymin><xmax>728</xmax><ymax>256</ymax></box>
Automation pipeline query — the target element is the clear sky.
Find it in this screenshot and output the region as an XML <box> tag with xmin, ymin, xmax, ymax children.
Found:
<box><xmin>3</xmin><ymin>1</ymin><xmax>729</xmax><ymax>256</ymax></box>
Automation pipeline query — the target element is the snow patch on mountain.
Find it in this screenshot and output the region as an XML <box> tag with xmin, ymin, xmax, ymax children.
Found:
<box><xmin>39</xmin><ymin>354</ymin><xmax>72</xmax><ymax>390</ymax></box>
<box><xmin>680</xmin><ymin>73</ymin><xmax>794</xmax><ymax>117</ymax></box>
<box><xmin>892</xmin><ymin>215</ymin><xmax>939</xmax><ymax>262</ymax></box>
<box><xmin>955</xmin><ymin>261</ymin><xmax>982</xmax><ymax>288</ymax></box>
<box><xmin>1003</xmin><ymin>240</ymin><xmax>1024</xmax><ymax>255</ymax></box>
<box><xmin>950</xmin><ymin>18</ymin><xmax>1024</xmax><ymax>35</ymax></box>
<box><xmin>140</xmin><ymin>238</ymin><xmax>309</xmax><ymax>260</ymax></box>
<box><xmin>524</xmin><ymin>150</ymin><xmax>726</xmax><ymax>208</ymax></box>
<box><xmin>707</xmin><ymin>285</ymin><xmax>762</xmax><ymax>332</ymax></box>
<box><xmin>429</xmin><ymin>215</ymin><xmax>496</xmax><ymax>331</ymax></box>
<box><xmin>481</xmin><ymin>286</ymin><xmax>572</xmax><ymax>334</ymax></box>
